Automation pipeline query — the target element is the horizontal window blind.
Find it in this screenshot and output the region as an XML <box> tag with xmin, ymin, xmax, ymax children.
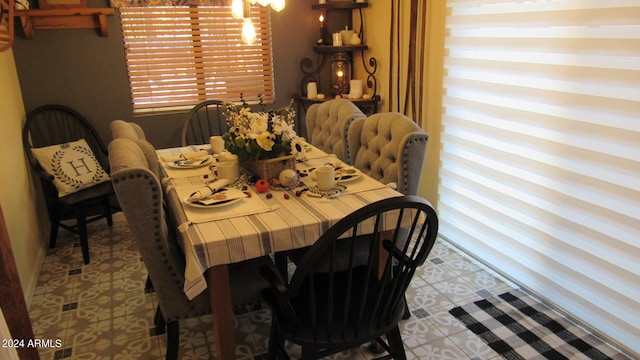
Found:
<box><xmin>439</xmin><ymin>0</ymin><xmax>639</xmax><ymax>355</ymax></box>
<box><xmin>119</xmin><ymin>6</ymin><xmax>274</xmax><ymax>114</ymax></box>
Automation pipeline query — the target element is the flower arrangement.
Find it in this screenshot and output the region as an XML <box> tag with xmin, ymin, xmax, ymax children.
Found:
<box><xmin>222</xmin><ymin>95</ymin><xmax>304</xmax><ymax>164</ymax></box>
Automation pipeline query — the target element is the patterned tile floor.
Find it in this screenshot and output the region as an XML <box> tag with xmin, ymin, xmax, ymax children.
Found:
<box><xmin>28</xmin><ymin>213</ymin><xmax>627</xmax><ymax>359</ymax></box>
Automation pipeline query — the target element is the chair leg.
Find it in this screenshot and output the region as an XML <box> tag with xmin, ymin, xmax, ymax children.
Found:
<box><xmin>153</xmin><ymin>306</ymin><xmax>166</xmax><ymax>335</ymax></box>
<box><xmin>301</xmin><ymin>345</ymin><xmax>318</xmax><ymax>360</ymax></box>
<box><xmin>76</xmin><ymin>209</ymin><xmax>90</xmax><ymax>264</ymax></box>
<box><xmin>102</xmin><ymin>197</ymin><xmax>114</xmax><ymax>226</ymax></box>
<box><xmin>145</xmin><ymin>275</ymin><xmax>154</xmax><ymax>293</ymax></box>
<box><xmin>385</xmin><ymin>326</ymin><xmax>406</xmax><ymax>360</ymax></box>
<box><xmin>274</xmin><ymin>253</ymin><xmax>289</xmax><ymax>283</ymax></box>
<box><xmin>268</xmin><ymin>320</ymin><xmax>287</xmax><ymax>360</ymax></box>
<box><xmin>49</xmin><ymin>219</ymin><xmax>60</xmax><ymax>248</ymax></box>
<box><xmin>403</xmin><ymin>297</ymin><xmax>411</xmax><ymax>319</ymax></box>
<box><xmin>166</xmin><ymin>321</ymin><xmax>180</xmax><ymax>360</ymax></box>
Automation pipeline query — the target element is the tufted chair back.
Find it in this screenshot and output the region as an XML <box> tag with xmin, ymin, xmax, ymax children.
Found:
<box><xmin>305</xmin><ymin>99</ymin><xmax>366</xmax><ymax>163</ymax></box>
<box><xmin>110</xmin><ymin>119</ymin><xmax>146</xmax><ymax>141</ymax></box>
<box><xmin>348</xmin><ymin>113</ymin><xmax>428</xmax><ymax>195</ymax></box>
<box><xmin>109</xmin><ymin>138</ymin><xmax>269</xmax><ymax>359</ymax></box>
<box><xmin>110</xmin><ymin>120</ymin><xmax>159</xmax><ymax>178</ymax></box>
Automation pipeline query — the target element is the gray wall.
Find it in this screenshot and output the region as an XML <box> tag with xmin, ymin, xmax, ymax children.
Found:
<box><xmin>13</xmin><ymin>0</ymin><xmax>319</xmax><ymax>149</ymax></box>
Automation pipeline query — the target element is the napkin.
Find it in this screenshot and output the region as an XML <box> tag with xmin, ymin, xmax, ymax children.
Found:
<box><xmin>161</xmin><ymin>150</ymin><xmax>209</xmax><ymax>163</ymax></box>
<box><xmin>187</xmin><ymin>179</ymin><xmax>230</xmax><ymax>202</ymax></box>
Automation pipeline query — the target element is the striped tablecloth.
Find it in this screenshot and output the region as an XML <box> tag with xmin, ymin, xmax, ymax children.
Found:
<box><xmin>157</xmin><ymin>145</ymin><xmax>403</xmax><ymax>299</ymax></box>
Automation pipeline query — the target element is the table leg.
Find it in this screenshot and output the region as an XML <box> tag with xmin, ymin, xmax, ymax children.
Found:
<box><xmin>207</xmin><ymin>264</ymin><xmax>236</xmax><ymax>360</ymax></box>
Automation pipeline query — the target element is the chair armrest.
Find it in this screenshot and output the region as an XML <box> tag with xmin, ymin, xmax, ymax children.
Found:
<box><xmin>260</xmin><ymin>263</ymin><xmax>298</xmax><ymax>323</ymax></box>
<box><xmin>260</xmin><ymin>263</ymin><xmax>288</xmax><ymax>296</ymax></box>
<box><xmin>25</xmin><ymin>154</ymin><xmax>55</xmax><ymax>183</ymax></box>
<box><xmin>382</xmin><ymin>239</ymin><xmax>412</xmax><ymax>264</ymax></box>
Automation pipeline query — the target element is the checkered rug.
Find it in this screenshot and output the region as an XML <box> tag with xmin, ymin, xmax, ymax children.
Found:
<box><xmin>449</xmin><ymin>289</ymin><xmax>617</xmax><ymax>360</ymax></box>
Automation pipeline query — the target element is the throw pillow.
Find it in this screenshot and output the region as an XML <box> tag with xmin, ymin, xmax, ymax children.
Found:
<box><xmin>31</xmin><ymin>139</ymin><xmax>110</xmax><ymax>197</ymax></box>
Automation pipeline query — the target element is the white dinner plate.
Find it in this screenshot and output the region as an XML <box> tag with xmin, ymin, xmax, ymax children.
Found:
<box><xmin>166</xmin><ymin>156</ymin><xmax>213</xmax><ymax>169</ymax></box>
<box><xmin>336</xmin><ymin>167</ymin><xmax>362</xmax><ymax>182</ymax></box>
<box><xmin>183</xmin><ymin>197</ymin><xmax>242</xmax><ymax>209</ymax></box>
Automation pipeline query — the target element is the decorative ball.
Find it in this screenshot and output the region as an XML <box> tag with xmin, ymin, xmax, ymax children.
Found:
<box><xmin>279</xmin><ymin>169</ymin><xmax>299</xmax><ymax>187</ymax></box>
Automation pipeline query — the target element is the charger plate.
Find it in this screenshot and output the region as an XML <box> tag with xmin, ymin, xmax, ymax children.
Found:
<box><xmin>307</xmin><ymin>183</ymin><xmax>347</xmax><ymax>197</ymax></box>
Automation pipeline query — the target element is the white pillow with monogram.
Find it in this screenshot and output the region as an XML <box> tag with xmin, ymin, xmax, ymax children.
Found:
<box><xmin>31</xmin><ymin>139</ymin><xmax>110</xmax><ymax>197</ymax></box>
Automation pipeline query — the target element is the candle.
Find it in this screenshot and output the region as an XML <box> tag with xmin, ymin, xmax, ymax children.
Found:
<box><xmin>337</xmin><ymin>70</ymin><xmax>344</xmax><ymax>82</ymax></box>
<box><xmin>319</xmin><ymin>14</ymin><xmax>324</xmax><ymax>28</ymax></box>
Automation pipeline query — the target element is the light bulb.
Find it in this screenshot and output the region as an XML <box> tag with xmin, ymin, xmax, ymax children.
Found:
<box><xmin>256</xmin><ymin>0</ymin><xmax>270</xmax><ymax>6</ymax></box>
<box><xmin>270</xmin><ymin>0</ymin><xmax>285</xmax><ymax>12</ymax></box>
<box><xmin>231</xmin><ymin>0</ymin><xmax>244</xmax><ymax>19</ymax></box>
<box><xmin>242</xmin><ymin>18</ymin><xmax>257</xmax><ymax>44</ymax></box>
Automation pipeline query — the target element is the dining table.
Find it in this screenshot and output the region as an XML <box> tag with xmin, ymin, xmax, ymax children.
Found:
<box><xmin>156</xmin><ymin>143</ymin><xmax>403</xmax><ymax>359</ymax></box>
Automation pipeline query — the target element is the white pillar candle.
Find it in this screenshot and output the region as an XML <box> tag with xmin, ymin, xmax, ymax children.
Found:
<box><xmin>332</xmin><ymin>33</ymin><xmax>342</xmax><ymax>46</ymax></box>
<box><xmin>348</xmin><ymin>79</ymin><xmax>363</xmax><ymax>99</ymax></box>
<box><xmin>210</xmin><ymin>136</ymin><xmax>225</xmax><ymax>154</ymax></box>
<box><xmin>306</xmin><ymin>82</ymin><xmax>318</xmax><ymax>98</ymax></box>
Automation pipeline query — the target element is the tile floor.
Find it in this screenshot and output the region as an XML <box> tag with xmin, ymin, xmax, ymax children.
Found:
<box><xmin>28</xmin><ymin>213</ymin><xmax>629</xmax><ymax>359</ymax></box>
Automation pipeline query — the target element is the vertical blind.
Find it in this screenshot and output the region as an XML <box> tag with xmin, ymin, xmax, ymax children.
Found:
<box><xmin>438</xmin><ymin>0</ymin><xmax>639</xmax><ymax>355</ymax></box>
<box><xmin>119</xmin><ymin>6</ymin><xmax>274</xmax><ymax>114</ymax></box>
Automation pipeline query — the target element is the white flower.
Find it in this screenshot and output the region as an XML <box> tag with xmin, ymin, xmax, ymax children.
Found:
<box><xmin>290</xmin><ymin>137</ymin><xmax>307</xmax><ymax>160</ymax></box>
<box><xmin>277</xmin><ymin>121</ymin><xmax>297</xmax><ymax>142</ymax></box>
<box><xmin>249</xmin><ymin>113</ymin><xmax>269</xmax><ymax>135</ymax></box>
<box><xmin>223</xmin><ymin>97</ymin><xmax>297</xmax><ymax>162</ymax></box>
<box><xmin>256</xmin><ymin>132</ymin><xmax>275</xmax><ymax>151</ymax></box>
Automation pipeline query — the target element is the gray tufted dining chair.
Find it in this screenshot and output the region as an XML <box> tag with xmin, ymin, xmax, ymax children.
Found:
<box><xmin>108</xmin><ymin>137</ymin><xmax>270</xmax><ymax>360</ymax></box>
<box><xmin>305</xmin><ymin>99</ymin><xmax>366</xmax><ymax>164</ymax></box>
<box><xmin>110</xmin><ymin>119</ymin><xmax>146</xmax><ymax>141</ymax></box>
<box><xmin>110</xmin><ymin>120</ymin><xmax>159</xmax><ymax>178</ymax></box>
<box><xmin>348</xmin><ymin>112</ymin><xmax>428</xmax><ymax>195</ymax></box>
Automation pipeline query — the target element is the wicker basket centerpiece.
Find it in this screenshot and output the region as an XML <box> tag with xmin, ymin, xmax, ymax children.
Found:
<box><xmin>221</xmin><ymin>96</ymin><xmax>303</xmax><ymax>181</ymax></box>
<box><xmin>242</xmin><ymin>154</ymin><xmax>297</xmax><ymax>181</ymax></box>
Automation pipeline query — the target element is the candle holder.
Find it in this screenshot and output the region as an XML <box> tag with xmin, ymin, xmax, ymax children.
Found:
<box><xmin>316</xmin><ymin>14</ymin><xmax>331</xmax><ymax>45</ymax></box>
<box><xmin>330</xmin><ymin>52</ymin><xmax>351</xmax><ymax>96</ymax></box>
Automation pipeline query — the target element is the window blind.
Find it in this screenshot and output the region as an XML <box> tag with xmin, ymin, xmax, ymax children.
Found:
<box><xmin>439</xmin><ymin>0</ymin><xmax>639</xmax><ymax>355</ymax></box>
<box><xmin>119</xmin><ymin>6</ymin><xmax>274</xmax><ymax>114</ymax></box>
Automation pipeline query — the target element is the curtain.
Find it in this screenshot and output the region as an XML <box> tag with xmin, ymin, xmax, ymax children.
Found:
<box><xmin>438</xmin><ymin>0</ymin><xmax>639</xmax><ymax>355</ymax></box>
<box><xmin>388</xmin><ymin>0</ymin><xmax>429</xmax><ymax>126</ymax></box>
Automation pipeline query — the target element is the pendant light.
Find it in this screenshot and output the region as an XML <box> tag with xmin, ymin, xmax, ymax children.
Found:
<box><xmin>242</xmin><ymin>17</ymin><xmax>257</xmax><ymax>44</ymax></box>
<box><xmin>233</xmin><ymin>0</ymin><xmax>286</xmax><ymax>44</ymax></box>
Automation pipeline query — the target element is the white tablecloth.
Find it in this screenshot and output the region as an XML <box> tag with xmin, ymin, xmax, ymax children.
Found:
<box><xmin>158</xmin><ymin>145</ymin><xmax>403</xmax><ymax>299</ymax></box>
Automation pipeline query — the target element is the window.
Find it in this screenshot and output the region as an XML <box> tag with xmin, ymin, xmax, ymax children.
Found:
<box><xmin>119</xmin><ymin>6</ymin><xmax>274</xmax><ymax>114</ymax></box>
<box><xmin>438</xmin><ymin>0</ymin><xmax>639</xmax><ymax>353</ymax></box>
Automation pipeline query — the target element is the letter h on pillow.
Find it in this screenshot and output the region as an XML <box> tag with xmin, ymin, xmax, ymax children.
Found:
<box><xmin>31</xmin><ymin>139</ymin><xmax>110</xmax><ymax>197</ymax></box>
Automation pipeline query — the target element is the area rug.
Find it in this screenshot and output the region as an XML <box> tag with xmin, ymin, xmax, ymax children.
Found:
<box><xmin>449</xmin><ymin>289</ymin><xmax>615</xmax><ymax>360</ymax></box>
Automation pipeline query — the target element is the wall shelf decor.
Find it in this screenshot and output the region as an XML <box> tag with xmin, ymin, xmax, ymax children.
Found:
<box><xmin>299</xmin><ymin>0</ymin><xmax>378</xmax><ymax>110</ymax></box>
<box><xmin>0</xmin><ymin>0</ymin><xmax>14</xmax><ymax>51</ymax></box>
<box><xmin>14</xmin><ymin>7</ymin><xmax>114</xmax><ymax>38</ymax></box>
